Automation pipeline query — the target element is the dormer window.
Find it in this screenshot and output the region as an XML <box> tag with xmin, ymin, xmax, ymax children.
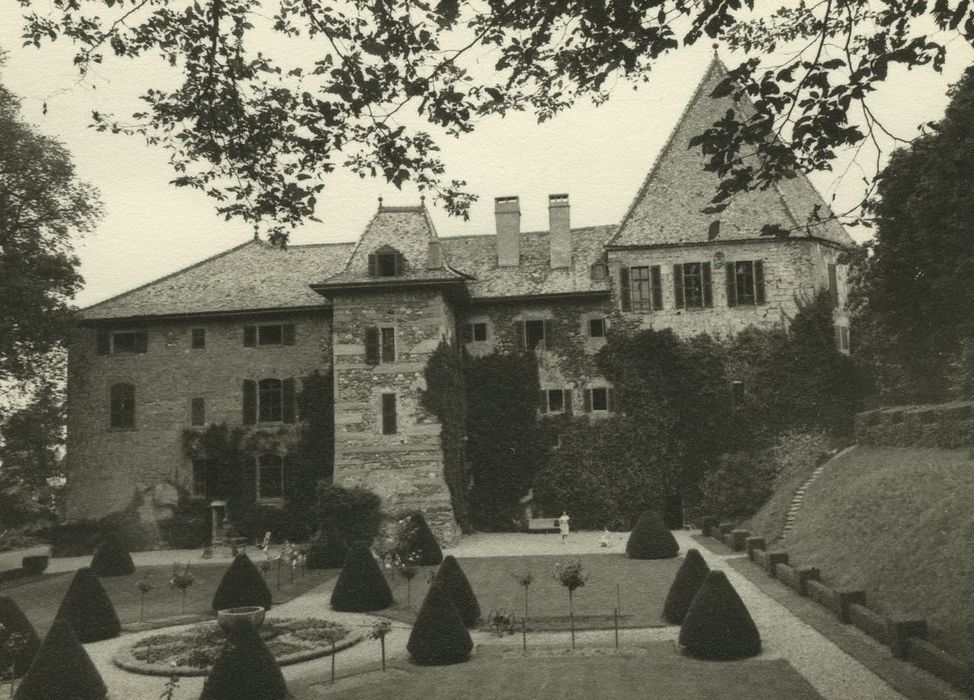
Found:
<box><xmin>368</xmin><ymin>246</ymin><xmax>404</xmax><ymax>277</ymax></box>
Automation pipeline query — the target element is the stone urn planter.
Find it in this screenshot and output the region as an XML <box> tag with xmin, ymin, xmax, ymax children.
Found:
<box><xmin>216</xmin><ymin>606</ymin><xmax>266</xmax><ymax>635</ymax></box>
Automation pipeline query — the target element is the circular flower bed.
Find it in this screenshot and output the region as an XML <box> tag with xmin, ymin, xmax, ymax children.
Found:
<box><xmin>114</xmin><ymin>618</ymin><xmax>361</xmax><ymax>676</ymax></box>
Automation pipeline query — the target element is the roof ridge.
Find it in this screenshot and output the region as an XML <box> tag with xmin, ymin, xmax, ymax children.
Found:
<box><xmin>439</xmin><ymin>224</ymin><xmax>615</xmax><ymax>241</ymax></box>
<box><xmin>80</xmin><ymin>238</ymin><xmax>259</xmax><ymax>312</ymax></box>
<box><xmin>288</xmin><ymin>241</ymin><xmax>357</xmax><ymax>249</ymax></box>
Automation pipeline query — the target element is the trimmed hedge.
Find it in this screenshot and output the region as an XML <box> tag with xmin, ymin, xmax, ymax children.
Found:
<box><xmin>50</xmin><ymin>520</ymin><xmax>101</xmax><ymax>557</ymax></box>
<box><xmin>212</xmin><ymin>554</ymin><xmax>273</xmax><ymax>612</ymax></box>
<box><xmin>305</xmin><ymin>536</ymin><xmax>347</xmax><ymax>570</ymax></box>
<box><xmin>316</xmin><ymin>484</ymin><xmax>384</xmax><ymax>547</ymax></box>
<box><xmin>0</xmin><ymin>596</ymin><xmax>40</xmax><ymax>677</ymax></box>
<box><xmin>330</xmin><ymin>545</ymin><xmax>393</xmax><ymax>612</ymax></box>
<box><xmin>662</xmin><ymin>549</ymin><xmax>710</xmax><ymax>625</ymax></box>
<box><xmin>679</xmin><ymin>571</ymin><xmax>761</xmax><ymax>660</ymax></box>
<box><xmin>199</xmin><ymin>625</ymin><xmax>289</xmax><ymax>700</ymax></box>
<box><xmin>431</xmin><ymin>556</ymin><xmax>480</xmax><ymax>628</ymax></box>
<box><xmin>625</xmin><ymin>511</ymin><xmax>679</xmax><ymax>560</ymax></box>
<box><xmin>90</xmin><ymin>535</ymin><xmax>135</xmax><ymax>577</ymax></box>
<box><xmin>407</xmin><ymin>579</ymin><xmax>473</xmax><ymax>665</ymax></box>
<box><xmin>396</xmin><ymin>511</ymin><xmax>443</xmax><ymax>566</ymax></box>
<box><xmin>13</xmin><ymin>620</ymin><xmax>106</xmax><ymax>700</ymax></box>
<box><xmin>54</xmin><ymin>568</ymin><xmax>121</xmax><ymax>643</ymax></box>
<box><xmin>855</xmin><ymin>402</ymin><xmax>974</xmax><ymax>448</ymax></box>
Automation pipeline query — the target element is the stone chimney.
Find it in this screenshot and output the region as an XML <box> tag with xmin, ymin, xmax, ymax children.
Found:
<box><xmin>549</xmin><ymin>193</ymin><xmax>571</xmax><ymax>269</ymax></box>
<box><xmin>495</xmin><ymin>196</ymin><xmax>521</xmax><ymax>267</ymax></box>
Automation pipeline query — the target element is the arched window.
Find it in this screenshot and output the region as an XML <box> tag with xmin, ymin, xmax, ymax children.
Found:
<box><xmin>256</xmin><ymin>453</ymin><xmax>284</xmax><ymax>500</ymax></box>
<box><xmin>109</xmin><ymin>383</ymin><xmax>136</xmax><ymax>429</ymax></box>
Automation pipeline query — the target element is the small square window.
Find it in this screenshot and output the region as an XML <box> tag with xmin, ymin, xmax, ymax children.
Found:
<box><xmin>258</xmin><ymin>325</ymin><xmax>283</xmax><ymax>346</ymax></box>
<box><xmin>590</xmin><ymin>387</ymin><xmax>608</xmax><ymax>412</ymax></box>
<box><xmin>463</xmin><ymin>322</ymin><xmax>488</xmax><ymax>343</ymax></box>
<box><xmin>524</xmin><ymin>320</ymin><xmax>546</xmax><ymax>349</ymax></box>
<box><xmin>191</xmin><ymin>328</ymin><xmax>206</xmax><ymax>349</ymax></box>
<box><xmin>588</xmin><ymin>318</ymin><xmax>606</xmax><ymax>338</ymax></box>
<box><xmin>377</xmin><ymin>252</ymin><xmax>398</xmax><ymax>277</ymax></box>
<box><xmin>545</xmin><ymin>389</ymin><xmax>564</xmax><ymax>413</ymax></box>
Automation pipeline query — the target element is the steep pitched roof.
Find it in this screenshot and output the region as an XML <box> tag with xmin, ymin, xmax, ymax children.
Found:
<box><xmin>610</xmin><ymin>56</ymin><xmax>854</xmax><ymax>249</ymax></box>
<box><xmin>80</xmin><ymin>240</ymin><xmax>353</xmax><ymax>321</ymax></box>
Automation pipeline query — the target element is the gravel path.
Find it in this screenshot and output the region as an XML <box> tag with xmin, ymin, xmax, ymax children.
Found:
<box><xmin>5</xmin><ymin>531</ymin><xmax>939</xmax><ymax>700</ymax></box>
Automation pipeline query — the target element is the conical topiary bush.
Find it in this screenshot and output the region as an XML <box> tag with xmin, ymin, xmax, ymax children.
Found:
<box><xmin>407</xmin><ymin>579</ymin><xmax>472</xmax><ymax>665</ymax></box>
<box><xmin>13</xmin><ymin>620</ymin><xmax>107</xmax><ymax>700</ymax></box>
<box><xmin>678</xmin><ymin>570</ymin><xmax>761</xmax><ymax>660</ymax></box>
<box><xmin>662</xmin><ymin>549</ymin><xmax>710</xmax><ymax>624</ymax></box>
<box><xmin>431</xmin><ymin>556</ymin><xmax>480</xmax><ymax>628</ymax></box>
<box><xmin>54</xmin><ymin>567</ymin><xmax>121</xmax><ymax>643</ymax></box>
<box><xmin>212</xmin><ymin>554</ymin><xmax>273</xmax><ymax>612</ymax></box>
<box><xmin>330</xmin><ymin>545</ymin><xmax>393</xmax><ymax>612</ymax></box>
<box><xmin>199</xmin><ymin>625</ymin><xmax>289</xmax><ymax>700</ymax></box>
<box><xmin>398</xmin><ymin>511</ymin><xmax>443</xmax><ymax>566</ymax></box>
<box><xmin>90</xmin><ymin>534</ymin><xmax>135</xmax><ymax>577</ymax></box>
<box><xmin>0</xmin><ymin>597</ymin><xmax>40</xmax><ymax>677</ymax></box>
<box><xmin>625</xmin><ymin>511</ymin><xmax>679</xmax><ymax>560</ymax></box>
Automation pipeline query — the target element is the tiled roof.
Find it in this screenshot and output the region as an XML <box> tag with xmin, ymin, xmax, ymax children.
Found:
<box><xmin>441</xmin><ymin>226</ymin><xmax>614</xmax><ymax>300</ymax></box>
<box><xmin>611</xmin><ymin>57</ymin><xmax>854</xmax><ymax>249</ymax></box>
<box><xmin>80</xmin><ymin>240</ymin><xmax>353</xmax><ymax>321</ymax></box>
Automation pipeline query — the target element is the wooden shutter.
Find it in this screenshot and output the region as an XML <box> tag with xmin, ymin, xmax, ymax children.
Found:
<box><xmin>364</xmin><ymin>327</ymin><xmax>380</xmax><ymax>365</ymax></box>
<box><xmin>282</xmin><ymin>324</ymin><xmax>296</xmax><ymax>346</ymax></box>
<box><xmin>619</xmin><ymin>267</ymin><xmax>632</xmax><ymax>311</ymax></box>
<box><xmin>702</xmin><ymin>262</ymin><xmax>713</xmax><ymax>308</ymax></box>
<box><xmin>367</xmin><ymin>253</ymin><xmax>378</xmax><ymax>277</ymax></box>
<box><xmin>135</xmin><ymin>332</ymin><xmax>148</xmax><ymax>354</ymax></box>
<box><xmin>243</xmin><ymin>326</ymin><xmax>257</xmax><ymax>347</ymax></box>
<box><xmin>461</xmin><ymin>323</ymin><xmax>473</xmax><ymax>343</ymax></box>
<box><xmin>651</xmin><ymin>265</ymin><xmax>663</xmax><ymax>310</ymax></box>
<box><xmin>607</xmin><ymin>388</ymin><xmax>617</xmax><ymax>414</ymax></box>
<box><xmin>583</xmin><ymin>388</ymin><xmax>592</xmax><ymax>413</ymax></box>
<box><xmin>673</xmin><ymin>264</ymin><xmax>685</xmax><ymax>309</ymax></box>
<box><xmin>755</xmin><ymin>260</ymin><xmax>766</xmax><ymax>305</ymax></box>
<box><xmin>513</xmin><ymin>321</ymin><xmax>526</xmax><ymax>353</ymax></box>
<box><xmin>97</xmin><ymin>331</ymin><xmax>111</xmax><ymax>355</ymax></box>
<box><xmin>726</xmin><ymin>262</ymin><xmax>738</xmax><ymax>307</ymax></box>
<box><xmin>828</xmin><ymin>263</ymin><xmax>839</xmax><ymax>308</ymax></box>
<box><xmin>282</xmin><ymin>378</ymin><xmax>296</xmax><ymax>423</ymax></box>
<box><xmin>563</xmin><ymin>389</ymin><xmax>573</xmax><ymax>416</ymax></box>
<box><xmin>243</xmin><ymin>380</ymin><xmax>257</xmax><ymax>425</ymax></box>
<box><xmin>538</xmin><ymin>391</ymin><xmax>548</xmax><ymax>413</ymax></box>
<box><xmin>395</xmin><ymin>252</ymin><xmax>405</xmax><ymax>276</ymax></box>
<box><xmin>542</xmin><ymin>319</ymin><xmax>554</xmax><ymax>349</ymax></box>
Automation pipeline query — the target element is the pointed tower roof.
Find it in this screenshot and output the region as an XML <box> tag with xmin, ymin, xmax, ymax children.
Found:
<box><xmin>610</xmin><ymin>56</ymin><xmax>854</xmax><ymax>249</ymax></box>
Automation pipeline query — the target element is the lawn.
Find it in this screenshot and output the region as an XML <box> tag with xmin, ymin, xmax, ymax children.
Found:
<box><xmin>0</xmin><ymin>559</ymin><xmax>337</xmax><ymax>638</ymax></box>
<box><xmin>301</xmin><ymin>643</ymin><xmax>822</xmax><ymax>700</ymax></box>
<box><xmin>380</xmin><ymin>553</ymin><xmax>683</xmax><ymax>631</ymax></box>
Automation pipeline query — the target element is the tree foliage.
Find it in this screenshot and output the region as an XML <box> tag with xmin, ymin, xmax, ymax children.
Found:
<box><xmin>851</xmin><ymin>66</ymin><xmax>974</xmax><ymax>403</ymax></box>
<box><xmin>16</xmin><ymin>0</ymin><xmax>969</xmax><ymax>240</ymax></box>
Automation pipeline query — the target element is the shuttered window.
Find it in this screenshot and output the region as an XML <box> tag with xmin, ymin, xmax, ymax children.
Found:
<box><xmin>629</xmin><ymin>266</ymin><xmax>663</xmax><ymax>312</ymax></box>
<box><xmin>112</xmin><ymin>331</ymin><xmax>148</xmax><ymax>354</ymax></box>
<box><xmin>244</xmin><ymin>324</ymin><xmax>295</xmax><ymax>347</ymax></box>
<box><xmin>381</xmin><ymin>393</ymin><xmax>398</xmax><ymax>435</ymax></box>
<box><xmin>256</xmin><ymin>454</ymin><xmax>284</xmax><ymax>500</ymax></box>
<box><xmin>109</xmin><ymin>383</ymin><xmax>136</xmax><ymax>429</ymax></box>
<box><xmin>619</xmin><ymin>267</ymin><xmax>632</xmax><ymax>311</ymax></box>
<box><xmin>674</xmin><ymin>262</ymin><xmax>713</xmax><ymax>309</ymax></box>
<box><xmin>726</xmin><ymin>260</ymin><xmax>766</xmax><ymax>306</ymax></box>
<box><xmin>584</xmin><ymin>387</ymin><xmax>616</xmax><ymax>413</ymax></box>
<box><xmin>364</xmin><ymin>327</ymin><xmax>381</xmax><ymax>365</ymax></box>
<box><xmin>462</xmin><ymin>322</ymin><xmax>488</xmax><ymax>343</ymax></box>
<box><xmin>191</xmin><ymin>459</ymin><xmax>215</xmax><ymax>498</ymax></box>
<box><xmin>381</xmin><ymin>327</ymin><xmax>396</xmax><ymax>363</ymax></box>
<box><xmin>244</xmin><ymin>377</ymin><xmax>296</xmax><ymax>424</ymax></box>
<box><xmin>369</xmin><ymin>248</ymin><xmax>405</xmax><ymax>277</ymax></box>
<box><xmin>588</xmin><ymin>318</ymin><xmax>606</xmax><ymax>338</ymax></box>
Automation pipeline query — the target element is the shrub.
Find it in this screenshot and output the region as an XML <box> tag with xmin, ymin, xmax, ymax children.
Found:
<box><xmin>315</xmin><ymin>484</ymin><xmax>384</xmax><ymax>547</ymax></box>
<box><xmin>21</xmin><ymin>555</ymin><xmax>48</xmax><ymax>574</ymax></box>
<box><xmin>662</xmin><ymin>549</ymin><xmax>710</xmax><ymax>625</ymax></box>
<box><xmin>0</xmin><ymin>596</ymin><xmax>40</xmax><ymax>677</ymax></box>
<box><xmin>90</xmin><ymin>535</ymin><xmax>135</xmax><ymax>577</ymax></box>
<box><xmin>395</xmin><ymin>511</ymin><xmax>442</xmax><ymax>566</ymax></box>
<box><xmin>13</xmin><ymin>620</ymin><xmax>106</xmax><ymax>700</ymax></box>
<box><xmin>304</xmin><ymin>535</ymin><xmax>347</xmax><ymax>570</ymax></box>
<box><xmin>50</xmin><ymin>519</ymin><xmax>101</xmax><ymax>557</ymax></box>
<box><xmin>96</xmin><ymin>494</ymin><xmax>157</xmax><ymax>552</ymax></box>
<box><xmin>159</xmin><ymin>492</ymin><xmax>210</xmax><ymax>549</ymax></box>
<box><xmin>211</xmin><ymin>555</ymin><xmax>273</xmax><ymax>612</ymax></box>
<box><xmin>625</xmin><ymin>511</ymin><xmax>679</xmax><ymax>560</ymax></box>
<box><xmin>232</xmin><ymin>503</ymin><xmax>312</xmax><ymax>544</ymax></box>
<box><xmin>199</xmin><ymin>625</ymin><xmax>289</xmax><ymax>700</ymax></box>
<box><xmin>330</xmin><ymin>545</ymin><xmax>393</xmax><ymax>612</ymax></box>
<box><xmin>54</xmin><ymin>567</ymin><xmax>121</xmax><ymax>642</ymax></box>
<box><xmin>407</xmin><ymin>579</ymin><xmax>472</xmax><ymax>665</ymax></box>
<box><xmin>697</xmin><ymin>451</ymin><xmax>777</xmax><ymax>524</ymax></box>
<box><xmin>678</xmin><ymin>570</ymin><xmax>761</xmax><ymax>660</ymax></box>
<box><xmin>431</xmin><ymin>556</ymin><xmax>480</xmax><ymax>628</ymax></box>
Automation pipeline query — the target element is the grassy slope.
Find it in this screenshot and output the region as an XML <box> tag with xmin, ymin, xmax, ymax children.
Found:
<box><xmin>780</xmin><ymin>445</ymin><xmax>974</xmax><ymax>660</ymax></box>
<box><xmin>744</xmin><ymin>452</ymin><xmax>824</xmax><ymax>544</ymax></box>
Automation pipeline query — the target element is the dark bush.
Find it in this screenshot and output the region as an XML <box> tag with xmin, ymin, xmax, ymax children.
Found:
<box><xmin>232</xmin><ymin>503</ymin><xmax>312</xmax><ymax>544</ymax></box>
<box><xmin>21</xmin><ymin>555</ymin><xmax>48</xmax><ymax>574</ymax></box>
<box><xmin>678</xmin><ymin>570</ymin><xmax>761</xmax><ymax>660</ymax></box>
<box><xmin>395</xmin><ymin>511</ymin><xmax>443</xmax><ymax>566</ymax></box>
<box><xmin>304</xmin><ymin>535</ymin><xmax>347</xmax><ymax>570</ymax></box>
<box><xmin>96</xmin><ymin>497</ymin><xmax>157</xmax><ymax>552</ymax></box>
<box><xmin>50</xmin><ymin>519</ymin><xmax>101</xmax><ymax>557</ymax></box>
<box><xmin>330</xmin><ymin>545</ymin><xmax>393</xmax><ymax>612</ymax></box>
<box><xmin>159</xmin><ymin>493</ymin><xmax>211</xmax><ymax>549</ymax></box>
<box><xmin>90</xmin><ymin>535</ymin><xmax>135</xmax><ymax>577</ymax></box>
<box><xmin>407</xmin><ymin>579</ymin><xmax>472</xmax><ymax>665</ymax></box>
<box><xmin>199</xmin><ymin>625</ymin><xmax>289</xmax><ymax>700</ymax></box>
<box><xmin>698</xmin><ymin>450</ymin><xmax>777</xmax><ymax>523</ymax></box>
<box><xmin>315</xmin><ymin>484</ymin><xmax>384</xmax><ymax>548</ymax></box>
<box><xmin>662</xmin><ymin>549</ymin><xmax>710</xmax><ymax>625</ymax></box>
<box><xmin>0</xmin><ymin>596</ymin><xmax>40</xmax><ymax>677</ymax></box>
<box><xmin>54</xmin><ymin>567</ymin><xmax>121</xmax><ymax>643</ymax></box>
<box><xmin>431</xmin><ymin>556</ymin><xmax>480</xmax><ymax>628</ymax></box>
<box><xmin>211</xmin><ymin>555</ymin><xmax>273</xmax><ymax>612</ymax></box>
<box><xmin>625</xmin><ymin>511</ymin><xmax>679</xmax><ymax>560</ymax></box>
<box><xmin>13</xmin><ymin>620</ymin><xmax>106</xmax><ymax>700</ymax></box>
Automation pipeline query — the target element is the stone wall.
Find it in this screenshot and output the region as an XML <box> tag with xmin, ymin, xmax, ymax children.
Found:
<box><xmin>65</xmin><ymin>310</ymin><xmax>332</xmax><ymax>520</ymax></box>
<box><xmin>330</xmin><ymin>288</ymin><xmax>461</xmax><ymax>543</ymax></box>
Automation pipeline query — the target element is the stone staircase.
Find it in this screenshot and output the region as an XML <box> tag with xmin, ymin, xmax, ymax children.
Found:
<box><xmin>782</xmin><ymin>446</ymin><xmax>855</xmax><ymax>538</ymax></box>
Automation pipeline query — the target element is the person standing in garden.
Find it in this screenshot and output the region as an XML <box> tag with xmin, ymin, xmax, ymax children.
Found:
<box><xmin>559</xmin><ymin>512</ymin><xmax>571</xmax><ymax>543</ymax></box>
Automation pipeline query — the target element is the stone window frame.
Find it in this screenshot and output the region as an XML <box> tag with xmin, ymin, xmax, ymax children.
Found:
<box><xmin>108</xmin><ymin>381</ymin><xmax>137</xmax><ymax>430</ymax></box>
<box><xmin>243</xmin><ymin>377</ymin><xmax>297</xmax><ymax>425</ymax></box>
<box><xmin>539</xmin><ymin>387</ymin><xmax>573</xmax><ymax>415</ymax></box>
<box><xmin>583</xmin><ymin>381</ymin><xmax>616</xmax><ymax>417</ymax></box>
<box><xmin>98</xmin><ymin>330</ymin><xmax>148</xmax><ymax>355</ymax></box>
<box><xmin>673</xmin><ymin>261</ymin><xmax>714</xmax><ymax>310</ymax></box>
<box><xmin>726</xmin><ymin>260</ymin><xmax>767</xmax><ymax>307</ymax></box>
<box><xmin>256</xmin><ymin>452</ymin><xmax>285</xmax><ymax>502</ymax></box>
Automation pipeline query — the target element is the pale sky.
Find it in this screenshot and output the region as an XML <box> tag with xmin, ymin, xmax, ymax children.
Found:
<box><xmin>1</xmin><ymin>4</ymin><xmax>971</xmax><ymax>308</ymax></box>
